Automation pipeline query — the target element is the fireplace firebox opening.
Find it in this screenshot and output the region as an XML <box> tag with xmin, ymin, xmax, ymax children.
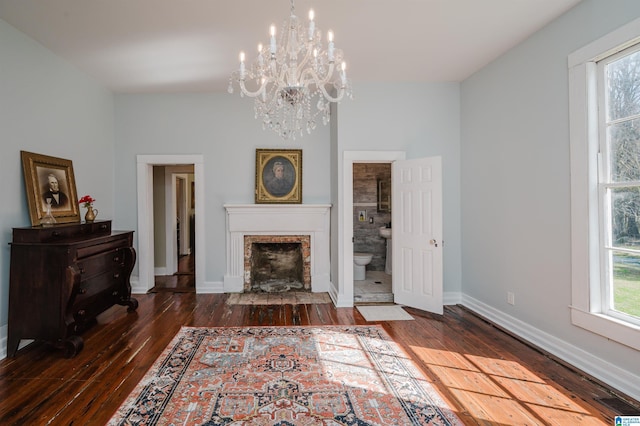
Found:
<box><xmin>244</xmin><ymin>235</ymin><xmax>311</xmax><ymax>293</ymax></box>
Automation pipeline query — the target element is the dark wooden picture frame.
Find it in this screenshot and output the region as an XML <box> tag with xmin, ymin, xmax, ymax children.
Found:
<box><xmin>255</xmin><ymin>149</ymin><xmax>302</xmax><ymax>204</ymax></box>
<box><xmin>21</xmin><ymin>151</ymin><xmax>80</xmax><ymax>226</ymax></box>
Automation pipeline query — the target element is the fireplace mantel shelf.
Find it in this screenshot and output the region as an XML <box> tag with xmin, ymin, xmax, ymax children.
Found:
<box><xmin>224</xmin><ymin>204</ymin><xmax>332</xmax><ymax>293</ymax></box>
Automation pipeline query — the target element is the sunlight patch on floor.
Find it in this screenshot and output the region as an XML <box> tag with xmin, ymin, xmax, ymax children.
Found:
<box><xmin>409</xmin><ymin>345</ymin><xmax>608</xmax><ymax>425</ymax></box>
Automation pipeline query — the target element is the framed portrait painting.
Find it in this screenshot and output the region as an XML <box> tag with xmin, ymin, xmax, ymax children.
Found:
<box><xmin>21</xmin><ymin>151</ymin><xmax>81</xmax><ymax>226</ymax></box>
<box><xmin>255</xmin><ymin>149</ymin><xmax>302</xmax><ymax>204</ymax></box>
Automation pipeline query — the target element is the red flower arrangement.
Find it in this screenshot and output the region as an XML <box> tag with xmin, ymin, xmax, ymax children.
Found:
<box><xmin>78</xmin><ymin>195</ymin><xmax>96</xmax><ymax>208</ymax></box>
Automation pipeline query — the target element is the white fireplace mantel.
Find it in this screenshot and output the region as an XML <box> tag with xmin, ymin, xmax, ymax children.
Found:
<box><xmin>224</xmin><ymin>204</ymin><xmax>332</xmax><ymax>293</ymax></box>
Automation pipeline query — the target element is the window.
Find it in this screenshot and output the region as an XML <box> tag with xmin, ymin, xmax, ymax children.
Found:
<box><xmin>598</xmin><ymin>46</ymin><xmax>640</xmax><ymax>326</ymax></box>
<box><xmin>569</xmin><ymin>18</ymin><xmax>640</xmax><ymax>350</ymax></box>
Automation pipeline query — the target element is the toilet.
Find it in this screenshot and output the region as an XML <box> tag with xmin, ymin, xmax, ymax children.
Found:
<box><xmin>353</xmin><ymin>252</ymin><xmax>373</xmax><ymax>280</ymax></box>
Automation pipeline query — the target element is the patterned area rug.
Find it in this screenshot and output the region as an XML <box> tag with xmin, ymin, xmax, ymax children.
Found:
<box><xmin>109</xmin><ymin>325</ymin><xmax>463</xmax><ymax>425</ymax></box>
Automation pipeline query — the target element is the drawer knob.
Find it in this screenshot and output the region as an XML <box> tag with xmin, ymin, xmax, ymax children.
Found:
<box><xmin>113</xmin><ymin>257</ymin><xmax>120</xmax><ymax>262</ymax></box>
<box><xmin>77</xmin><ymin>310</ymin><xmax>86</xmax><ymax>317</ymax></box>
<box><xmin>100</xmin><ymin>224</ymin><xmax>107</xmax><ymax>230</ymax></box>
<box><xmin>52</xmin><ymin>231</ymin><xmax>61</xmax><ymax>237</ymax></box>
<box><xmin>79</xmin><ymin>288</ymin><xmax>87</xmax><ymax>295</ymax></box>
<box><xmin>113</xmin><ymin>273</ymin><xmax>120</xmax><ymax>279</ymax></box>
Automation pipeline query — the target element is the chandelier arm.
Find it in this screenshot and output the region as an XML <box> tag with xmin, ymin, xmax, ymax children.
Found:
<box><xmin>239</xmin><ymin>79</ymin><xmax>268</xmax><ymax>98</ymax></box>
<box><xmin>298</xmin><ymin>62</ymin><xmax>336</xmax><ymax>88</ymax></box>
<box><xmin>318</xmin><ymin>84</ymin><xmax>345</xmax><ymax>103</ymax></box>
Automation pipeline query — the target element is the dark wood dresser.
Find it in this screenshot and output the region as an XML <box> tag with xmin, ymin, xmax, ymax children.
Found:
<box><xmin>7</xmin><ymin>220</ymin><xmax>138</xmax><ymax>357</ymax></box>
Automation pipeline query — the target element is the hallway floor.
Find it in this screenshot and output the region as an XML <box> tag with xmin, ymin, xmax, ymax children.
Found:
<box><xmin>354</xmin><ymin>270</ymin><xmax>393</xmax><ymax>304</ymax></box>
<box><xmin>150</xmin><ymin>254</ymin><xmax>195</xmax><ymax>293</ymax></box>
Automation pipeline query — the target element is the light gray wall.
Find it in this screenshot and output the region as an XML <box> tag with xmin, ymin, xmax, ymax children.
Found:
<box><xmin>0</xmin><ymin>19</ymin><xmax>115</xmax><ymax>330</ymax></box>
<box><xmin>461</xmin><ymin>0</ymin><xmax>640</xmax><ymax>386</ymax></box>
<box><xmin>336</xmin><ymin>82</ymin><xmax>462</xmax><ymax>296</ymax></box>
<box><xmin>114</xmin><ymin>94</ymin><xmax>331</xmax><ymax>284</ymax></box>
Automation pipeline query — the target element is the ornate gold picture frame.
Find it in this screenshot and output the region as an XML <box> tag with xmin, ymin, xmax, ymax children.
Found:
<box><xmin>21</xmin><ymin>151</ymin><xmax>80</xmax><ymax>226</ymax></box>
<box><xmin>255</xmin><ymin>149</ymin><xmax>302</xmax><ymax>204</ymax></box>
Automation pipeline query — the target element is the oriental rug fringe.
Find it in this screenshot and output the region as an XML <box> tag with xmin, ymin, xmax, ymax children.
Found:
<box><xmin>108</xmin><ymin>325</ymin><xmax>463</xmax><ymax>425</ymax></box>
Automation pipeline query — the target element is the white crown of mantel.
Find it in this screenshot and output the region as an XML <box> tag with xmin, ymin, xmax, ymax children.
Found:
<box><xmin>223</xmin><ymin>204</ymin><xmax>332</xmax><ymax>293</ymax></box>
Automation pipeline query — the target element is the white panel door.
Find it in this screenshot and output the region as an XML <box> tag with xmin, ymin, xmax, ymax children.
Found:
<box><xmin>392</xmin><ymin>157</ymin><xmax>443</xmax><ymax>314</ymax></box>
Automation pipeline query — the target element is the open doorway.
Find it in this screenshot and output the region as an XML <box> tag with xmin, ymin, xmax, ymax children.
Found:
<box><xmin>135</xmin><ymin>155</ymin><xmax>205</xmax><ymax>294</ymax></box>
<box><xmin>352</xmin><ymin>162</ymin><xmax>393</xmax><ymax>304</ymax></box>
<box><xmin>150</xmin><ymin>166</ymin><xmax>195</xmax><ymax>293</ymax></box>
<box><xmin>341</xmin><ymin>151</ymin><xmax>405</xmax><ymax>307</ymax></box>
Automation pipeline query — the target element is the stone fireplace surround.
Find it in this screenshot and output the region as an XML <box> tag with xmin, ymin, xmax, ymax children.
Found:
<box><xmin>224</xmin><ymin>204</ymin><xmax>331</xmax><ymax>293</ymax></box>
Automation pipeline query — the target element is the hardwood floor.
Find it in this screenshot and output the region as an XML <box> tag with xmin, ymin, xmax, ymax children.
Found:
<box><xmin>150</xmin><ymin>254</ymin><xmax>195</xmax><ymax>293</ymax></box>
<box><xmin>0</xmin><ymin>293</ymin><xmax>637</xmax><ymax>425</ymax></box>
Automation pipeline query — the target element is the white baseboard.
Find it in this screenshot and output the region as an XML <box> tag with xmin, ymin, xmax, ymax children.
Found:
<box><xmin>462</xmin><ymin>294</ymin><xmax>640</xmax><ymax>402</ymax></box>
<box><xmin>444</xmin><ymin>291</ymin><xmax>462</xmax><ymax>305</ymax></box>
<box><xmin>129</xmin><ymin>275</ymin><xmax>149</xmax><ymax>295</ymax></box>
<box><xmin>197</xmin><ymin>281</ymin><xmax>224</xmax><ymax>293</ymax></box>
<box><xmin>0</xmin><ymin>325</ymin><xmax>33</xmax><ymax>360</ymax></box>
<box><xmin>0</xmin><ymin>324</ymin><xmax>6</xmax><ymax>360</ymax></box>
<box><xmin>154</xmin><ymin>267</ymin><xmax>168</xmax><ymax>276</ymax></box>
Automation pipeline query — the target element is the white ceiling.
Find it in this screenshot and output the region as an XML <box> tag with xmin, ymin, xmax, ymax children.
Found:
<box><xmin>0</xmin><ymin>0</ymin><xmax>582</xmax><ymax>93</ymax></box>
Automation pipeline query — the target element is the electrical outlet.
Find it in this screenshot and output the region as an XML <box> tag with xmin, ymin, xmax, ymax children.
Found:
<box><xmin>507</xmin><ymin>292</ymin><xmax>515</xmax><ymax>305</ymax></box>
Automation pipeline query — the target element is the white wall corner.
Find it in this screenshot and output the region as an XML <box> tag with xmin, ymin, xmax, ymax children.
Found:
<box><xmin>444</xmin><ymin>291</ymin><xmax>462</xmax><ymax>305</ymax></box>
<box><xmin>461</xmin><ymin>294</ymin><xmax>640</xmax><ymax>402</ymax></box>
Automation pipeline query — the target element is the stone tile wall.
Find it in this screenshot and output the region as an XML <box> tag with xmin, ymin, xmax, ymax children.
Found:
<box><xmin>353</xmin><ymin>163</ymin><xmax>391</xmax><ymax>271</ymax></box>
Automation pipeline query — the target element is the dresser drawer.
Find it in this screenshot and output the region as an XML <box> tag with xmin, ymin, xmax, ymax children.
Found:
<box><xmin>72</xmin><ymin>289</ymin><xmax>121</xmax><ymax>324</ymax></box>
<box><xmin>76</xmin><ymin>249</ymin><xmax>125</xmax><ymax>279</ymax></box>
<box><xmin>12</xmin><ymin>221</ymin><xmax>111</xmax><ymax>243</ymax></box>
<box><xmin>76</xmin><ymin>237</ymin><xmax>130</xmax><ymax>259</ymax></box>
<box><xmin>73</xmin><ymin>269</ymin><xmax>125</xmax><ymax>305</ymax></box>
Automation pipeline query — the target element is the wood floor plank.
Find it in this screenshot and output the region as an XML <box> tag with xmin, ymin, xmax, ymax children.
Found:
<box><xmin>0</xmin><ymin>294</ymin><xmax>637</xmax><ymax>425</ymax></box>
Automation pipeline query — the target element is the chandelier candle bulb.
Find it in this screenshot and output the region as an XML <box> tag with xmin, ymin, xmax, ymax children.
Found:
<box><xmin>270</xmin><ymin>25</ymin><xmax>277</xmax><ymax>54</ymax></box>
<box><xmin>257</xmin><ymin>44</ymin><xmax>264</xmax><ymax>66</ymax></box>
<box><xmin>340</xmin><ymin>62</ymin><xmax>347</xmax><ymax>85</ymax></box>
<box><xmin>308</xmin><ymin>10</ymin><xmax>315</xmax><ymax>39</ymax></box>
<box><xmin>328</xmin><ymin>30</ymin><xmax>334</xmax><ymax>61</ymax></box>
<box><xmin>239</xmin><ymin>51</ymin><xmax>245</xmax><ymax>78</ymax></box>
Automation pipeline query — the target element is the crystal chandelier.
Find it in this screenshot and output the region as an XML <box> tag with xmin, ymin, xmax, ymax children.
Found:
<box><xmin>228</xmin><ymin>0</ymin><xmax>352</xmax><ymax>140</ymax></box>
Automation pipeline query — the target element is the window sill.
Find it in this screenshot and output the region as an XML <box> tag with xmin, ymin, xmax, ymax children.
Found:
<box><xmin>570</xmin><ymin>306</ymin><xmax>640</xmax><ymax>351</ymax></box>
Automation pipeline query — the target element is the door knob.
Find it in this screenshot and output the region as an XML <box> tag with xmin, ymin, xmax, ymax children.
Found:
<box><xmin>429</xmin><ymin>239</ymin><xmax>438</xmax><ymax>247</ymax></box>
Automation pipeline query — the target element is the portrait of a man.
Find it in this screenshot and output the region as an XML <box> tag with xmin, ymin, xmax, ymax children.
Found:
<box><xmin>41</xmin><ymin>171</ymin><xmax>70</xmax><ymax>209</ymax></box>
<box><xmin>21</xmin><ymin>151</ymin><xmax>80</xmax><ymax>225</ymax></box>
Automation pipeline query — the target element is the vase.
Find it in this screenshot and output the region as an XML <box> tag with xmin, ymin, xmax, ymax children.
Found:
<box><xmin>85</xmin><ymin>206</ymin><xmax>98</xmax><ymax>222</ymax></box>
<box><xmin>40</xmin><ymin>198</ymin><xmax>57</xmax><ymax>226</ymax></box>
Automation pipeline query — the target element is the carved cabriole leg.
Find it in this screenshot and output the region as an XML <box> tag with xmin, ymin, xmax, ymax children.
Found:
<box><xmin>118</xmin><ymin>246</ymin><xmax>139</xmax><ymax>313</ymax></box>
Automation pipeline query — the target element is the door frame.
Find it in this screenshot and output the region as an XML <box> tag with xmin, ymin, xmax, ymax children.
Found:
<box><xmin>339</xmin><ymin>151</ymin><xmax>406</xmax><ymax>307</ymax></box>
<box><xmin>136</xmin><ymin>155</ymin><xmax>205</xmax><ymax>293</ymax></box>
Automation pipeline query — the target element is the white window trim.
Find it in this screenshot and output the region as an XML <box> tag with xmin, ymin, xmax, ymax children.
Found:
<box><xmin>569</xmin><ymin>17</ymin><xmax>640</xmax><ymax>351</ymax></box>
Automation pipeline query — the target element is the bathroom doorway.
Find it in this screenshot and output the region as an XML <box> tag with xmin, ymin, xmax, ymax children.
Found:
<box><xmin>352</xmin><ymin>162</ymin><xmax>393</xmax><ymax>304</ymax></box>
